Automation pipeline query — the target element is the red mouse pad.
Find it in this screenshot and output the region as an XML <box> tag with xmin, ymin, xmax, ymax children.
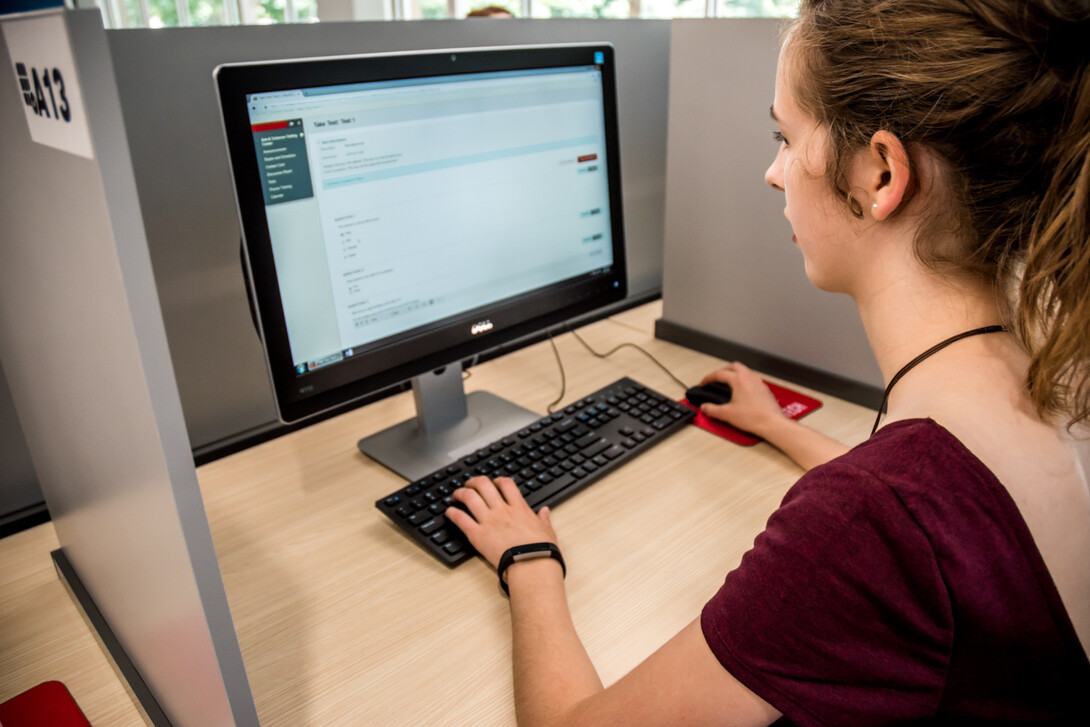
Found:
<box><xmin>681</xmin><ymin>381</ymin><xmax>822</xmax><ymax>446</ymax></box>
<box><xmin>0</xmin><ymin>681</ymin><xmax>91</xmax><ymax>726</ymax></box>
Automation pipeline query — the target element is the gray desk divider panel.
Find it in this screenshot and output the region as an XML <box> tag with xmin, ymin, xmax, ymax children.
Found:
<box><xmin>658</xmin><ymin>20</ymin><xmax>882</xmax><ymax>406</ymax></box>
<box><xmin>0</xmin><ymin>358</ymin><xmax>41</xmax><ymax>528</ymax></box>
<box><xmin>106</xmin><ymin>19</ymin><xmax>672</xmax><ymax>454</ymax></box>
<box><xmin>0</xmin><ymin>9</ymin><xmax>258</xmax><ymax>726</ymax></box>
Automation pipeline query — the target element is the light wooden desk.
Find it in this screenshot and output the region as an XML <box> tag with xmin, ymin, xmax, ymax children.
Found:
<box><xmin>0</xmin><ymin>301</ymin><xmax>874</xmax><ymax>725</ymax></box>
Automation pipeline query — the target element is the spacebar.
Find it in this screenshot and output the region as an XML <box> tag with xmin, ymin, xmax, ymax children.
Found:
<box><xmin>526</xmin><ymin>474</ymin><xmax>577</xmax><ymax>509</ymax></box>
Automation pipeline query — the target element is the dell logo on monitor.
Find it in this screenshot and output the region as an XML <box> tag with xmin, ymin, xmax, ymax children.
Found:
<box><xmin>470</xmin><ymin>320</ymin><xmax>494</xmax><ymax>335</ymax></box>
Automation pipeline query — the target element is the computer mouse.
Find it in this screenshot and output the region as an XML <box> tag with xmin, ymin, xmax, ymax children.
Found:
<box><xmin>685</xmin><ymin>381</ymin><xmax>733</xmax><ymax>407</ymax></box>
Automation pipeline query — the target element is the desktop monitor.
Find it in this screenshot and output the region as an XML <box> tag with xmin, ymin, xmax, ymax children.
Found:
<box><xmin>215</xmin><ymin>44</ymin><xmax>627</xmax><ymax>480</ymax></box>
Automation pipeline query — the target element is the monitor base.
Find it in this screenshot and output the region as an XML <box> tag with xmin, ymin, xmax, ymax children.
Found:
<box><xmin>358</xmin><ymin>390</ymin><xmax>540</xmax><ymax>482</ymax></box>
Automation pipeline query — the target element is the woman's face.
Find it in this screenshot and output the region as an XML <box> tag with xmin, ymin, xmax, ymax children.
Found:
<box><xmin>765</xmin><ymin>45</ymin><xmax>863</xmax><ymax>294</ymax></box>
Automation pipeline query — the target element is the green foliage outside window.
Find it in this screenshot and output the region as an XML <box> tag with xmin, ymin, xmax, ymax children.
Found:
<box><xmin>145</xmin><ymin>0</ymin><xmax>227</xmax><ymax>26</ymax></box>
<box><xmin>105</xmin><ymin>0</ymin><xmax>796</xmax><ymax>27</ymax></box>
<box><xmin>717</xmin><ymin>0</ymin><xmax>797</xmax><ymax>17</ymax></box>
<box><xmin>532</xmin><ymin>0</ymin><xmax>627</xmax><ymax>18</ymax></box>
<box><xmin>420</xmin><ymin>0</ymin><xmax>449</xmax><ymax>19</ymax></box>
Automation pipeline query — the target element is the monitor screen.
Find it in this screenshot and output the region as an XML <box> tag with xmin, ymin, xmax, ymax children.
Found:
<box><xmin>216</xmin><ymin>44</ymin><xmax>627</xmax><ymax>475</ymax></box>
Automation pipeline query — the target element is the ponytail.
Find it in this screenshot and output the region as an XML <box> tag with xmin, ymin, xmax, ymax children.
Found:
<box><xmin>1021</xmin><ymin>60</ymin><xmax>1090</xmax><ymax>426</ymax></box>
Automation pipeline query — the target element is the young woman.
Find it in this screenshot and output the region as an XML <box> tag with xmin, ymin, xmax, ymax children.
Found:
<box><xmin>447</xmin><ymin>1</ymin><xmax>1090</xmax><ymax>723</ymax></box>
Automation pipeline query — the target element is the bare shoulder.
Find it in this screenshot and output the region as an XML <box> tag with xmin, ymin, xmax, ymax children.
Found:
<box><xmin>932</xmin><ymin>397</ymin><xmax>1090</xmax><ymax>660</ymax></box>
<box><xmin>883</xmin><ymin>339</ymin><xmax>1090</xmax><ymax>657</ymax></box>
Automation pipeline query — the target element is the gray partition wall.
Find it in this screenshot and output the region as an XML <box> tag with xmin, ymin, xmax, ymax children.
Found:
<box><xmin>106</xmin><ymin>19</ymin><xmax>672</xmax><ymax>456</ymax></box>
<box><xmin>0</xmin><ymin>361</ymin><xmax>41</xmax><ymax>533</ymax></box>
<box><xmin>657</xmin><ymin>20</ymin><xmax>883</xmax><ymax>404</ymax></box>
<box><xmin>0</xmin><ymin>10</ymin><xmax>257</xmax><ymax>725</ymax></box>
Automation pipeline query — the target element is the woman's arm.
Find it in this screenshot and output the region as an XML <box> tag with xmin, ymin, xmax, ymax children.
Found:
<box><xmin>447</xmin><ymin>477</ymin><xmax>781</xmax><ymax>727</ymax></box>
<box><xmin>700</xmin><ymin>362</ymin><xmax>849</xmax><ymax>471</ymax></box>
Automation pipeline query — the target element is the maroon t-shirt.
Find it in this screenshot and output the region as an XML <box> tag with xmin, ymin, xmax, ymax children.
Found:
<box><xmin>701</xmin><ymin>419</ymin><xmax>1089</xmax><ymax>725</ymax></box>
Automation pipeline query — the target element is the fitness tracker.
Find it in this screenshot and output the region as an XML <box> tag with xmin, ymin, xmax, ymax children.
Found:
<box><xmin>497</xmin><ymin>542</ymin><xmax>565</xmax><ymax>596</ymax></box>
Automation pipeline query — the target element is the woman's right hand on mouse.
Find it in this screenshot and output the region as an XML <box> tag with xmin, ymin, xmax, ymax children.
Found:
<box><xmin>699</xmin><ymin>362</ymin><xmax>784</xmax><ymax>437</ymax></box>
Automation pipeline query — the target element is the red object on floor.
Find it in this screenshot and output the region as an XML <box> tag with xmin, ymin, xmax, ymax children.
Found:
<box><xmin>681</xmin><ymin>381</ymin><xmax>822</xmax><ymax>446</ymax></box>
<box><xmin>0</xmin><ymin>681</ymin><xmax>92</xmax><ymax>726</ymax></box>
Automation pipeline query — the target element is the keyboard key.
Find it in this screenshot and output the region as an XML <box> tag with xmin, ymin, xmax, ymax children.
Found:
<box><xmin>575</xmin><ymin>432</ymin><xmax>600</xmax><ymax>449</ymax></box>
<box><xmin>420</xmin><ymin>518</ymin><xmax>444</xmax><ymax>535</ymax></box>
<box><xmin>527</xmin><ymin>473</ymin><xmax>576</xmax><ymax>504</ymax></box>
<box><xmin>583</xmin><ymin>439</ymin><xmax>610</xmax><ymax>457</ymax></box>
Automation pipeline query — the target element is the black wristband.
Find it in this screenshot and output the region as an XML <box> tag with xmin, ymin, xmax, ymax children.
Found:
<box><xmin>497</xmin><ymin>542</ymin><xmax>565</xmax><ymax>596</ymax></box>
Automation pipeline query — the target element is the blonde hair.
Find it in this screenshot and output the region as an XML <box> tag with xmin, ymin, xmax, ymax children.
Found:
<box><xmin>789</xmin><ymin>0</ymin><xmax>1090</xmax><ymax>425</ymax></box>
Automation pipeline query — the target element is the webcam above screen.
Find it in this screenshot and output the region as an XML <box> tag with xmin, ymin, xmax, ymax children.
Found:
<box><xmin>215</xmin><ymin>44</ymin><xmax>627</xmax><ymax>480</ymax></box>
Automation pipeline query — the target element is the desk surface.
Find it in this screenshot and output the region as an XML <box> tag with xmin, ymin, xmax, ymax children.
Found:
<box><xmin>0</xmin><ymin>301</ymin><xmax>874</xmax><ymax>725</ymax></box>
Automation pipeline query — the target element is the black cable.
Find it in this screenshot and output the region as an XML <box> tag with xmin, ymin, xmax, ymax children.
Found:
<box><xmin>569</xmin><ymin>329</ymin><xmax>689</xmax><ymax>391</ymax></box>
<box><xmin>870</xmin><ymin>324</ymin><xmax>1006</xmax><ymax>435</ymax></box>
<box><xmin>546</xmin><ymin>333</ymin><xmax>567</xmax><ymax>414</ymax></box>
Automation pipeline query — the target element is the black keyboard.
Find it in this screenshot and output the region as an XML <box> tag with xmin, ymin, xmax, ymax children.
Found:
<box><xmin>376</xmin><ymin>377</ymin><xmax>696</xmax><ymax>566</ymax></box>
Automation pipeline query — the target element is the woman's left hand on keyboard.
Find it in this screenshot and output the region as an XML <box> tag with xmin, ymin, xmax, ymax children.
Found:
<box><xmin>447</xmin><ymin>476</ymin><xmax>559</xmax><ymax>569</ymax></box>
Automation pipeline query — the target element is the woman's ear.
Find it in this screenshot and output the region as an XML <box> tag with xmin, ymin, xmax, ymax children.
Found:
<box><xmin>861</xmin><ymin>130</ymin><xmax>912</xmax><ymax>221</ymax></box>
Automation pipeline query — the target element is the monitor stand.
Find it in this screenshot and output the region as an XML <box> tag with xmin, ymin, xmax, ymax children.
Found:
<box><xmin>357</xmin><ymin>362</ymin><xmax>541</xmax><ymax>482</ymax></box>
